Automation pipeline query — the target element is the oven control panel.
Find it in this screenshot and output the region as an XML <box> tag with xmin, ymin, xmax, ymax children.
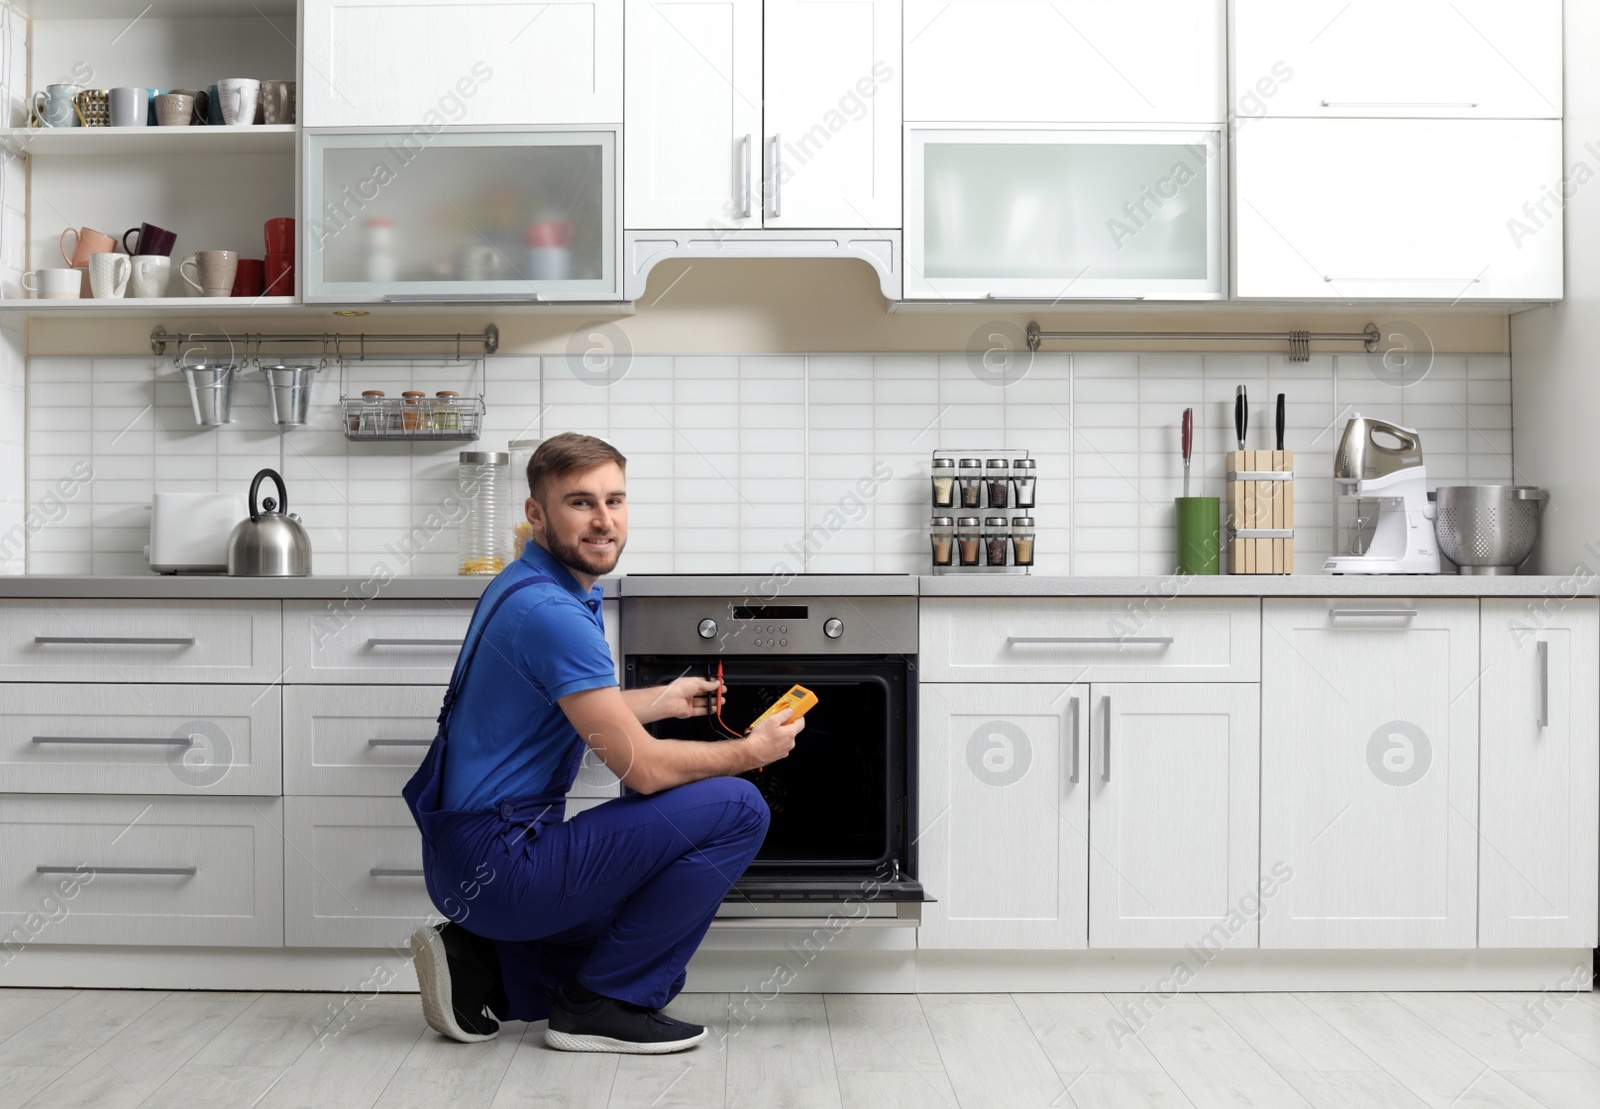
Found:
<box><xmin>623</xmin><ymin>596</ymin><xmax>916</xmax><ymax>656</ymax></box>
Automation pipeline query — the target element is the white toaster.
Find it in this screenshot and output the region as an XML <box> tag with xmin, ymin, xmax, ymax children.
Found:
<box><xmin>147</xmin><ymin>492</ymin><xmax>249</xmax><ymax>574</ymax></box>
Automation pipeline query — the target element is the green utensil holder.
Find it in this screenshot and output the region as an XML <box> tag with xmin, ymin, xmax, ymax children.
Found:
<box><xmin>1176</xmin><ymin>496</ymin><xmax>1220</xmax><ymax>575</ymax></box>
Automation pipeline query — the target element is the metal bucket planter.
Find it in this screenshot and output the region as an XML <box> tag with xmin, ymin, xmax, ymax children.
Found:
<box><xmin>179</xmin><ymin>362</ymin><xmax>236</xmax><ymax>426</ymax></box>
<box><xmin>261</xmin><ymin>363</ymin><xmax>319</xmax><ymax>427</ymax></box>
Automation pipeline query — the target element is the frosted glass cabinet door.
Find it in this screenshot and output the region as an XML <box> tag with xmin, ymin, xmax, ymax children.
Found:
<box><xmin>904</xmin><ymin>128</ymin><xmax>1226</xmax><ymax>299</ymax></box>
<box><xmin>304</xmin><ymin>129</ymin><xmax>620</xmax><ymax>302</ymax></box>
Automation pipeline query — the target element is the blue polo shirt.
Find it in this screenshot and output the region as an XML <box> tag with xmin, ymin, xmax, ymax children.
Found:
<box><xmin>438</xmin><ymin>541</ymin><xmax>617</xmax><ymax>811</ymax></box>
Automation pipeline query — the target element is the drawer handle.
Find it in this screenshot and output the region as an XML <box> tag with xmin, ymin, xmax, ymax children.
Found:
<box><xmin>1327</xmin><ymin>608</ymin><xmax>1418</xmax><ymax>619</ymax></box>
<box><xmin>34</xmin><ymin>636</ymin><xmax>196</xmax><ymax>646</ymax></box>
<box><xmin>1007</xmin><ymin>636</ymin><xmax>1173</xmax><ymax>646</ymax></box>
<box><xmin>369</xmin><ymin>867</ymin><xmax>425</xmax><ymax>877</ymax></box>
<box><xmin>368</xmin><ymin>738</ymin><xmax>433</xmax><ymax>747</ymax></box>
<box><xmin>36</xmin><ymin>865</ymin><xmax>196</xmax><ymax>876</ymax></box>
<box><xmin>365</xmin><ymin>638</ymin><xmax>463</xmax><ymax>648</ymax></box>
<box><xmin>1319</xmin><ymin>99</ymin><xmax>1480</xmax><ymax>109</ymax></box>
<box><xmin>33</xmin><ymin>735</ymin><xmax>193</xmax><ymax>746</ymax></box>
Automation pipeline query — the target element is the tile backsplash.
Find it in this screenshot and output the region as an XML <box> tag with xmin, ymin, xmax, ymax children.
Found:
<box><xmin>22</xmin><ymin>350</ymin><xmax>1513</xmax><ymax>577</ymax></box>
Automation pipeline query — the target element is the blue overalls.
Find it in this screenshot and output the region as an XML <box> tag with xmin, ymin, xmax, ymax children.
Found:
<box><xmin>403</xmin><ymin>570</ymin><xmax>770</xmax><ymax>1023</ymax></box>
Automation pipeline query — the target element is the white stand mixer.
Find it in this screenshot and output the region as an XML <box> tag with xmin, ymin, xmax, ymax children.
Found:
<box><xmin>1323</xmin><ymin>415</ymin><xmax>1441</xmax><ymax>575</ymax></box>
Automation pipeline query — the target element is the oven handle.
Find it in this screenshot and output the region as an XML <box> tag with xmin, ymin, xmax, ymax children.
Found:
<box><xmin>712</xmin><ymin>903</ymin><xmax>921</xmax><ymax>928</ymax></box>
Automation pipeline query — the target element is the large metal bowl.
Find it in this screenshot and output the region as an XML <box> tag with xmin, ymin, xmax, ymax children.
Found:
<box><xmin>1433</xmin><ymin>485</ymin><xmax>1548</xmax><ymax>574</ymax></box>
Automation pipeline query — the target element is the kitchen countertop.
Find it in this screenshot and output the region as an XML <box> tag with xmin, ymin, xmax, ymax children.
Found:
<box><xmin>916</xmin><ymin>574</ymin><xmax>1596</xmax><ymax>597</ymax></box>
<box><xmin>0</xmin><ymin>575</ymin><xmax>619</xmax><ymax>600</ymax></box>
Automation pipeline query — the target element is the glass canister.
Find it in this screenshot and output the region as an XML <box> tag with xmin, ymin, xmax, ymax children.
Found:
<box><xmin>985</xmin><ymin>459</ymin><xmax>1010</xmax><ymax>509</ymax></box>
<box><xmin>508</xmin><ymin>438</ymin><xmax>541</xmax><ymax>560</ymax></box>
<box><xmin>956</xmin><ymin>516</ymin><xmax>982</xmax><ymax>566</ymax></box>
<box><xmin>931</xmin><ymin>457</ymin><xmax>956</xmax><ymax>509</ymax></box>
<box><xmin>400</xmin><ymin>390</ymin><xmax>429</xmax><ymax>431</ymax></box>
<box><xmin>1011</xmin><ymin>516</ymin><xmax>1036</xmax><ymax>568</ymax></box>
<box><xmin>358</xmin><ymin>390</ymin><xmax>385</xmax><ymax>434</ymax></box>
<box><xmin>458</xmin><ymin>451</ymin><xmax>509</xmax><ymax>575</ymax></box>
<box><xmin>957</xmin><ymin>458</ymin><xmax>983</xmax><ymax>509</ymax></box>
<box><xmin>984</xmin><ymin>516</ymin><xmax>1009</xmax><ymax>566</ymax></box>
<box><xmin>434</xmin><ymin>390</ymin><xmax>460</xmax><ymax>431</ymax></box>
<box><xmin>930</xmin><ymin>517</ymin><xmax>955</xmax><ymax>567</ymax></box>
<box><xmin>1011</xmin><ymin>458</ymin><xmax>1038</xmax><ymax>509</ymax></box>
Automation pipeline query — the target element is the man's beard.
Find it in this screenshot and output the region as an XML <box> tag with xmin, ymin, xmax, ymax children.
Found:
<box><xmin>544</xmin><ymin>522</ymin><xmax>624</xmax><ymax>577</ymax></box>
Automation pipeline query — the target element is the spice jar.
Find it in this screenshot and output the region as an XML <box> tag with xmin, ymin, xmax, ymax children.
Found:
<box><xmin>931</xmin><ymin>457</ymin><xmax>956</xmax><ymax>509</ymax></box>
<box><xmin>358</xmin><ymin>390</ymin><xmax>386</xmax><ymax>434</ymax></box>
<box><xmin>984</xmin><ymin>517</ymin><xmax>1009</xmax><ymax>566</ymax></box>
<box><xmin>956</xmin><ymin>517</ymin><xmax>982</xmax><ymax>566</ymax></box>
<box><xmin>1011</xmin><ymin>516</ymin><xmax>1036</xmax><ymax>568</ymax></box>
<box><xmin>435</xmin><ymin>390</ymin><xmax>460</xmax><ymax>432</ymax></box>
<box><xmin>985</xmin><ymin>459</ymin><xmax>1010</xmax><ymax>509</ymax></box>
<box><xmin>957</xmin><ymin>458</ymin><xmax>983</xmax><ymax>509</ymax></box>
<box><xmin>458</xmin><ymin>450</ymin><xmax>509</xmax><ymax>575</ymax></box>
<box><xmin>400</xmin><ymin>390</ymin><xmax>428</xmax><ymax>431</ymax></box>
<box><xmin>930</xmin><ymin>517</ymin><xmax>955</xmax><ymax>567</ymax></box>
<box><xmin>1011</xmin><ymin>458</ymin><xmax>1037</xmax><ymax>509</ymax></box>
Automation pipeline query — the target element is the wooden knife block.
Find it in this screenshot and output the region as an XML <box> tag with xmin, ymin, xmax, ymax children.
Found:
<box><xmin>1226</xmin><ymin>450</ymin><xmax>1294</xmax><ymax>574</ymax></box>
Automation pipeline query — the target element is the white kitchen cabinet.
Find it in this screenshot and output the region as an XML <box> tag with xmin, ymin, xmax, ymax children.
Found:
<box><xmin>903</xmin><ymin>0</ymin><xmax>1224</xmax><ymax>124</ymax></box>
<box><xmin>1261</xmin><ymin>599</ymin><xmax>1479</xmax><ymax>949</ymax></box>
<box><xmin>1234</xmin><ymin>118</ymin><xmax>1563</xmax><ymax>301</ymax></box>
<box><xmin>1479</xmin><ymin>599</ymin><xmax>1600</xmax><ymax>948</ymax></box>
<box><xmin>302</xmin><ymin>0</ymin><xmax>623</xmax><ymax>126</ymax></box>
<box><xmin>918</xmin><ymin>683</ymin><xmax>1087</xmax><ymax>949</ymax></box>
<box><xmin>283</xmin><ymin>685</ymin><xmax>443</xmax><ymax>797</ymax></box>
<box><xmin>1088</xmin><ymin>683</ymin><xmax>1259</xmax><ymax>949</ymax></box>
<box><xmin>904</xmin><ymin>127</ymin><xmax>1227</xmax><ymax>299</ymax></box>
<box><xmin>283</xmin><ymin>600</ymin><xmax>472</xmax><ymax>685</ymax></box>
<box><xmin>1232</xmin><ymin>0</ymin><xmax>1561</xmax><ymax>119</ymax></box>
<box><xmin>284</xmin><ymin>796</ymin><xmax>435</xmax><ymax>948</ymax></box>
<box><xmin>625</xmin><ymin>0</ymin><xmax>900</xmax><ymax>230</ymax></box>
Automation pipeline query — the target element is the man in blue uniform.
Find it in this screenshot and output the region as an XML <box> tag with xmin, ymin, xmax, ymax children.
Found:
<box><xmin>404</xmin><ymin>432</ymin><xmax>804</xmax><ymax>1053</ymax></box>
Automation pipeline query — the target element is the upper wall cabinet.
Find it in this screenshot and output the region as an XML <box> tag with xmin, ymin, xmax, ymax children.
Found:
<box><xmin>903</xmin><ymin>0</ymin><xmax>1224</xmax><ymax>124</ymax></box>
<box><xmin>1232</xmin><ymin>0</ymin><xmax>1562</xmax><ymax>119</ymax></box>
<box><xmin>302</xmin><ymin>0</ymin><xmax>623</xmax><ymax>127</ymax></box>
<box><xmin>625</xmin><ymin>0</ymin><xmax>901</xmax><ymax>230</ymax></box>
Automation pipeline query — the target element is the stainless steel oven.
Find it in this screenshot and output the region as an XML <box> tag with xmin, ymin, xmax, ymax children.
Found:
<box><xmin>621</xmin><ymin>580</ymin><xmax>924</xmax><ymax>924</ymax></box>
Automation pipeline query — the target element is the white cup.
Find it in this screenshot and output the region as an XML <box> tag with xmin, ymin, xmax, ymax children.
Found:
<box><xmin>23</xmin><ymin>268</ymin><xmax>83</xmax><ymax>299</ymax></box>
<box><xmin>88</xmin><ymin>252</ymin><xmax>131</xmax><ymax>299</ymax></box>
<box><xmin>109</xmin><ymin>86</ymin><xmax>148</xmax><ymax>128</ymax></box>
<box><xmin>128</xmin><ymin>254</ymin><xmax>172</xmax><ymax>299</ymax></box>
<box><xmin>217</xmin><ymin>78</ymin><xmax>260</xmax><ymax>127</ymax></box>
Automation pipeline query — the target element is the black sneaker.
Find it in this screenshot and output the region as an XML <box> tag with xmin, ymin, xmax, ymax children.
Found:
<box><xmin>545</xmin><ymin>984</ymin><xmax>707</xmax><ymax>1054</ymax></box>
<box><xmin>411</xmin><ymin>922</ymin><xmax>501</xmax><ymax>1043</ymax></box>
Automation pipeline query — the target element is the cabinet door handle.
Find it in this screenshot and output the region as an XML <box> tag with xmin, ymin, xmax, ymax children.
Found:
<box><xmin>1327</xmin><ymin>608</ymin><xmax>1418</xmax><ymax>620</ymax></box>
<box><xmin>1068</xmin><ymin>695</ymin><xmax>1080</xmax><ymax>785</ymax></box>
<box><xmin>365</xmin><ymin>638</ymin><xmax>462</xmax><ymax>648</ymax></box>
<box><xmin>36</xmin><ymin>865</ymin><xmax>196</xmax><ymax>876</ymax></box>
<box><xmin>740</xmin><ymin>133</ymin><xmax>753</xmax><ymax>218</ymax></box>
<box><xmin>34</xmin><ymin>636</ymin><xmax>195</xmax><ymax>646</ymax></box>
<box><xmin>1319</xmin><ymin>99</ymin><xmax>1479</xmax><ymax>109</ymax></box>
<box><xmin>1008</xmin><ymin>636</ymin><xmax>1173</xmax><ymax>646</ymax></box>
<box><xmin>771</xmin><ymin>133</ymin><xmax>782</xmax><ymax>218</ymax></box>
<box><xmin>1324</xmin><ymin>276</ymin><xmax>1481</xmax><ymax>286</ymax></box>
<box><xmin>367</xmin><ymin>738</ymin><xmax>433</xmax><ymax>747</ymax></box>
<box><xmin>1537</xmin><ymin>640</ymin><xmax>1549</xmax><ymax>729</ymax></box>
<box><xmin>33</xmin><ymin>735</ymin><xmax>192</xmax><ymax>746</ymax></box>
<box><xmin>1101</xmin><ymin>695</ymin><xmax>1112</xmax><ymax>783</ymax></box>
<box><xmin>369</xmin><ymin>867</ymin><xmax>424</xmax><ymax>877</ymax></box>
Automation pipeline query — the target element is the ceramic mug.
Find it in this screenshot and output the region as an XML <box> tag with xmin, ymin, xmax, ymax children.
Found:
<box><xmin>205</xmin><ymin>84</ymin><xmax>224</xmax><ymax>125</ymax></box>
<box><xmin>170</xmin><ymin>88</ymin><xmax>207</xmax><ymax>124</ymax></box>
<box><xmin>88</xmin><ymin>252</ymin><xmax>131</xmax><ymax>298</ymax></box>
<box><xmin>74</xmin><ymin>89</ymin><xmax>110</xmax><ymax>127</ymax></box>
<box><xmin>153</xmin><ymin>93</ymin><xmax>194</xmax><ymax>127</ymax></box>
<box><xmin>263</xmin><ymin>217</ymin><xmax>295</xmax><ymax>254</ymax></box>
<box><xmin>109</xmin><ymin>87</ymin><xmax>148</xmax><ymax>127</ymax></box>
<box><xmin>123</xmin><ymin>222</ymin><xmax>177</xmax><ymax>257</ymax></box>
<box><xmin>217</xmin><ymin>78</ymin><xmax>260</xmax><ymax>126</ymax></box>
<box><xmin>128</xmin><ymin>255</ymin><xmax>172</xmax><ymax>299</ymax></box>
<box><xmin>31</xmin><ymin>84</ymin><xmax>84</xmax><ymax>127</ymax></box>
<box><xmin>180</xmin><ymin>250</ymin><xmax>239</xmax><ymax>297</ymax></box>
<box><xmin>231</xmin><ymin>258</ymin><xmax>265</xmax><ymax>297</ymax></box>
<box><xmin>61</xmin><ymin>226</ymin><xmax>117</xmax><ymax>268</ymax></box>
<box><xmin>261</xmin><ymin>80</ymin><xmax>296</xmax><ymax>124</ymax></box>
<box><xmin>22</xmin><ymin>268</ymin><xmax>83</xmax><ymax>299</ymax></box>
<box><xmin>263</xmin><ymin>253</ymin><xmax>294</xmax><ymax>296</ymax></box>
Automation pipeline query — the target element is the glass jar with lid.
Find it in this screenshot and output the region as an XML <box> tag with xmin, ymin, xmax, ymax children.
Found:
<box><xmin>931</xmin><ymin>458</ymin><xmax>957</xmax><ymax>509</ymax></box>
<box><xmin>400</xmin><ymin>390</ymin><xmax>429</xmax><ymax>431</ymax></box>
<box><xmin>1011</xmin><ymin>516</ymin><xmax>1036</xmax><ymax>568</ymax></box>
<box><xmin>358</xmin><ymin>390</ymin><xmax>386</xmax><ymax>434</ymax></box>
<box><xmin>957</xmin><ymin>458</ymin><xmax>983</xmax><ymax>509</ymax></box>
<box><xmin>984</xmin><ymin>517</ymin><xmax>1009</xmax><ymax>566</ymax></box>
<box><xmin>985</xmin><ymin>459</ymin><xmax>1010</xmax><ymax>509</ymax></box>
<box><xmin>1011</xmin><ymin>458</ymin><xmax>1037</xmax><ymax>509</ymax></box>
<box><xmin>508</xmin><ymin>438</ymin><xmax>540</xmax><ymax>560</ymax></box>
<box><xmin>434</xmin><ymin>390</ymin><xmax>460</xmax><ymax>431</ymax></box>
<box><xmin>458</xmin><ymin>450</ymin><xmax>509</xmax><ymax>575</ymax></box>
<box><xmin>930</xmin><ymin>517</ymin><xmax>955</xmax><ymax>567</ymax></box>
<box><xmin>956</xmin><ymin>516</ymin><xmax>982</xmax><ymax>566</ymax></box>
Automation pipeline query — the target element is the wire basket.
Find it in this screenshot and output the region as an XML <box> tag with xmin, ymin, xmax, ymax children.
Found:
<box><xmin>340</xmin><ymin>393</ymin><xmax>486</xmax><ymax>441</ymax></box>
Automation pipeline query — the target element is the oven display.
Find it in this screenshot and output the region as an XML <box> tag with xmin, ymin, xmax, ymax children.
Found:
<box><xmin>732</xmin><ymin>605</ymin><xmax>808</xmax><ymax>621</ymax></box>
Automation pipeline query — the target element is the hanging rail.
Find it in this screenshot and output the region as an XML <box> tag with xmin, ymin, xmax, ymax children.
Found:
<box><xmin>1025</xmin><ymin>321</ymin><xmax>1380</xmax><ymax>362</ymax></box>
<box><xmin>151</xmin><ymin>324</ymin><xmax>500</xmax><ymax>359</ymax></box>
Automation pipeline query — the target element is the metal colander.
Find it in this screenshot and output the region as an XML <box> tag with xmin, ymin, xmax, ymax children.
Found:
<box><xmin>1433</xmin><ymin>485</ymin><xmax>1548</xmax><ymax>574</ymax></box>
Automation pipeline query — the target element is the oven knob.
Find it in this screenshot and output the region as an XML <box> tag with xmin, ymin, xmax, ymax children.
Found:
<box><xmin>697</xmin><ymin>619</ymin><xmax>717</xmax><ymax>640</ymax></box>
<box><xmin>823</xmin><ymin>618</ymin><xmax>844</xmax><ymax>639</ymax></box>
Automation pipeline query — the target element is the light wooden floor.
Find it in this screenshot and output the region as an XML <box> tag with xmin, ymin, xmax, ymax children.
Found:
<box><xmin>0</xmin><ymin>987</ymin><xmax>1598</xmax><ymax>1108</ymax></box>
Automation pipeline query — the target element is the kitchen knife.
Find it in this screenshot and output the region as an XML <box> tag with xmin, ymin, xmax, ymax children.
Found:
<box><xmin>1181</xmin><ymin>407</ymin><xmax>1193</xmax><ymax>499</ymax></box>
<box><xmin>1235</xmin><ymin>385</ymin><xmax>1248</xmax><ymax>451</ymax></box>
<box><xmin>1275</xmin><ymin>393</ymin><xmax>1286</xmax><ymax>452</ymax></box>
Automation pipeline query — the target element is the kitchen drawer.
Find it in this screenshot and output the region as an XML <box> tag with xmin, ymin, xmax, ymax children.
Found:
<box><xmin>284</xmin><ymin>600</ymin><xmax>473</xmax><ymax>685</ymax></box>
<box><xmin>283</xmin><ymin>685</ymin><xmax>622</xmax><ymax>798</ymax></box>
<box><xmin>0</xmin><ymin>683</ymin><xmax>281</xmax><ymax>796</ymax></box>
<box><xmin>919</xmin><ymin>598</ymin><xmax>1260</xmax><ymax>683</ymax></box>
<box><xmin>0</xmin><ymin>795</ymin><xmax>283</xmax><ymax>947</ymax></box>
<box><xmin>0</xmin><ymin>600</ymin><xmax>281</xmax><ymax>683</ymax></box>
<box><xmin>284</xmin><ymin>794</ymin><xmax>616</xmax><ymax>948</ymax></box>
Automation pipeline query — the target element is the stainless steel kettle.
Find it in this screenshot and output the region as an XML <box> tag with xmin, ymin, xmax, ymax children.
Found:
<box><xmin>227</xmin><ymin>468</ymin><xmax>312</xmax><ymax>576</ymax></box>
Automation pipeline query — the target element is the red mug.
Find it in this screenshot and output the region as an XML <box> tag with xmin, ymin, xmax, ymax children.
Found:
<box><xmin>231</xmin><ymin>258</ymin><xmax>265</xmax><ymax>297</ymax></box>
<box><xmin>264</xmin><ymin>217</ymin><xmax>294</xmax><ymax>254</ymax></box>
<box><xmin>263</xmin><ymin>252</ymin><xmax>294</xmax><ymax>296</ymax></box>
<box><xmin>525</xmin><ymin>220</ymin><xmax>574</xmax><ymax>248</ymax></box>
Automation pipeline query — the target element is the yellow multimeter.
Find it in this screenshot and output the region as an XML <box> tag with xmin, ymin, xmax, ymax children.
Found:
<box><xmin>748</xmin><ymin>685</ymin><xmax>818</xmax><ymax>728</ymax></box>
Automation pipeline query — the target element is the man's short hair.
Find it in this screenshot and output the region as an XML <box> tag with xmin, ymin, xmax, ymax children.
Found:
<box><xmin>526</xmin><ymin>432</ymin><xmax>628</xmax><ymax>502</ymax></box>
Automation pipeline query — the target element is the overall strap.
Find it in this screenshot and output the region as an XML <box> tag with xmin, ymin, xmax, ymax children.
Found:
<box><xmin>436</xmin><ymin>573</ymin><xmax>557</xmax><ymax>727</ymax></box>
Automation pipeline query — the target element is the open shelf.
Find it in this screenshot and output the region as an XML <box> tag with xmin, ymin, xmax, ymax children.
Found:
<box><xmin>11</xmin><ymin>1</ymin><xmax>296</xmax><ymax>17</ymax></box>
<box><xmin>0</xmin><ymin>296</ymin><xmax>303</xmax><ymax>318</ymax></box>
<box><xmin>2</xmin><ymin>125</ymin><xmax>296</xmax><ymax>157</ymax></box>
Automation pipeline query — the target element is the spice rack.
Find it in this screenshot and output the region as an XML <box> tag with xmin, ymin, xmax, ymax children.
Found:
<box><xmin>928</xmin><ymin>449</ymin><xmax>1036</xmax><ymax>575</ymax></box>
